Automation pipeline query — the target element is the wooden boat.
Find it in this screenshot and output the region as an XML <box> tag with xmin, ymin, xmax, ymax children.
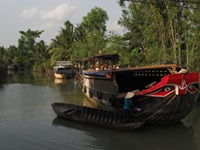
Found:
<box><xmin>51</xmin><ymin>102</ymin><xmax>145</xmax><ymax>130</ymax></box>
<box><xmin>53</xmin><ymin>61</ymin><xmax>74</xmax><ymax>79</ymax></box>
<box><xmin>75</xmin><ymin>54</ymin><xmax>199</xmax><ymax>124</ymax></box>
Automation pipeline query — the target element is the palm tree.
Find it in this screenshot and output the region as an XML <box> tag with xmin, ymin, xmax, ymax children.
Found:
<box><xmin>49</xmin><ymin>21</ymin><xmax>75</xmax><ymax>65</ymax></box>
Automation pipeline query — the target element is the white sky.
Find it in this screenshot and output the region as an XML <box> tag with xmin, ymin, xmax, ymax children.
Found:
<box><xmin>0</xmin><ymin>0</ymin><xmax>123</xmax><ymax>48</ymax></box>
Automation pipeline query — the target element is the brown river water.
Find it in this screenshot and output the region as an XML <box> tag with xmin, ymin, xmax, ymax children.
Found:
<box><xmin>0</xmin><ymin>72</ymin><xmax>200</xmax><ymax>150</ymax></box>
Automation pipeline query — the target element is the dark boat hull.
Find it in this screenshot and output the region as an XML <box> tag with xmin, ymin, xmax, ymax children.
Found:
<box><xmin>133</xmin><ymin>91</ymin><xmax>199</xmax><ymax>124</ymax></box>
<box><xmin>51</xmin><ymin>102</ymin><xmax>145</xmax><ymax>130</ymax></box>
<box><xmin>82</xmin><ymin>90</ymin><xmax>198</xmax><ymax>125</ymax></box>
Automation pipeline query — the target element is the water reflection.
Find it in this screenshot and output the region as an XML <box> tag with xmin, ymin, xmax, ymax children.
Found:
<box><xmin>82</xmin><ymin>96</ymin><xmax>111</xmax><ymax>110</ymax></box>
<box><xmin>1</xmin><ymin>72</ymin><xmax>200</xmax><ymax>150</ymax></box>
<box><xmin>5</xmin><ymin>72</ymin><xmax>85</xmax><ymax>105</ymax></box>
<box><xmin>52</xmin><ymin>117</ymin><xmax>195</xmax><ymax>150</ymax></box>
<box><xmin>54</xmin><ymin>78</ymin><xmax>64</xmax><ymax>84</ymax></box>
<box><xmin>53</xmin><ymin>78</ymin><xmax>85</xmax><ymax>105</ymax></box>
<box><xmin>183</xmin><ymin>103</ymin><xmax>200</xmax><ymax>149</ymax></box>
<box><xmin>7</xmin><ymin>71</ymin><xmax>52</xmax><ymax>86</ymax></box>
<box><xmin>52</xmin><ymin>95</ymin><xmax>200</xmax><ymax>150</ymax></box>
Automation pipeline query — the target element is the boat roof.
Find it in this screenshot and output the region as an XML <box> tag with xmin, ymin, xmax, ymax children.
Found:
<box><xmin>111</xmin><ymin>64</ymin><xmax>183</xmax><ymax>72</ymax></box>
<box><xmin>56</xmin><ymin>61</ymin><xmax>73</xmax><ymax>66</ymax></box>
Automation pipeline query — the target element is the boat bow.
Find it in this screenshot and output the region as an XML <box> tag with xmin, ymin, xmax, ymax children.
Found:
<box><xmin>138</xmin><ymin>72</ymin><xmax>199</xmax><ymax>97</ymax></box>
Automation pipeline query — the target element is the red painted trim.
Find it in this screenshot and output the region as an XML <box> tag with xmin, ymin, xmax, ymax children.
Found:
<box><xmin>138</xmin><ymin>72</ymin><xmax>199</xmax><ymax>96</ymax></box>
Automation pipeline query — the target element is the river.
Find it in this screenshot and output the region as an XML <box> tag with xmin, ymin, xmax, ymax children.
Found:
<box><xmin>0</xmin><ymin>72</ymin><xmax>200</xmax><ymax>150</ymax></box>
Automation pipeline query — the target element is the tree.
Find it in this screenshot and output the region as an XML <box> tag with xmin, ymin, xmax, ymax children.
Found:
<box><xmin>0</xmin><ymin>46</ymin><xmax>7</xmax><ymax>83</ymax></box>
<box><xmin>117</xmin><ymin>0</ymin><xmax>200</xmax><ymax>70</ymax></box>
<box><xmin>33</xmin><ymin>40</ymin><xmax>50</xmax><ymax>72</ymax></box>
<box><xmin>4</xmin><ymin>45</ymin><xmax>18</xmax><ymax>66</ymax></box>
<box><xmin>49</xmin><ymin>21</ymin><xmax>75</xmax><ymax>66</ymax></box>
<box><xmin>72</xmin><ymin>7</ymin><xmax>109</xmax><ymax>60</ymax></box>
<box><xmin>0</xmin><ymin>46</ymin><xmax>6</xmax><ymax>67</ymax></box>
<box><xmin>187</xmin><ymin>3</ymin><xmax>200</xmax><ymax>70</ymax></box>
<box><xmin>81</xmin><ymin>7</ymin><xmax>108</xmax><ymax>33</ymax></box>
<box><xmin>17</xmin><ymin>29</ymin><xmax>44</xmax><ymax>70</ymax></box>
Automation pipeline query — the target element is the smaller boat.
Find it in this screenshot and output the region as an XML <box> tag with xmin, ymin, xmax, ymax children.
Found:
<box><xmin>51</xmin><ymin>102</ymin><xmax>145</xmax><ymax>130</ymax></box>
<box><xmin>53</xmin><ymin>61</ymin><xmax>74</xmax><ymax>79</ymax></box>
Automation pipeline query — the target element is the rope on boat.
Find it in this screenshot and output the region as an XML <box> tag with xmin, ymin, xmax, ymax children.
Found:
<box><xmin>168</xmin><ymin>95</ymin><xmax>180</xmax><ymax>121</ymax></box>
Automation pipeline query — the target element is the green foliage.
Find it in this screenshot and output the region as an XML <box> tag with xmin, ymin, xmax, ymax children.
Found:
<box><xmin>81</xmin><ymin>7</ymin><xmax>109</xmax><ymax>33</ymax></box>
<box><xmin>73</xmin><ymin>30</ymin><xmax>106</xmax><ymax>58</ymax></box>
<box><xmin>33</xmin><ymin>40</ymin><xmax>50</xmax><ymax>72</ymax></box>
<box><xmin>118</xmin><ymin>0</ymin><xmax>200</xmax><ymax>70</ymax></box>
<box><xmin>71</xmin><ymin>7</ymin><xmax>109</xmax><ymax>61</ymax></box>
<box><xmin>0</xmin><ymin>46</ymin><xmax>5</xmax><ymax>66</ymax></box>
<box><xmin>49</xmin><ymin>21</ymin><xmax>75</xmax><ymax>66</ymax></box>
<box><xmin>1</xmin><ymin>3</ymin><xmax>200</xmax><ymax>72</ymax></box>
<box><xmin>17</xmin><ymin>29</ymin><xmax>44</xmax><ymax>70</ymax></box>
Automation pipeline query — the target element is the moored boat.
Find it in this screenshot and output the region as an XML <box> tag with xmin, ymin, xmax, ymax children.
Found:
<box><xmin>53</xmin><ymin>61</ymin><xmax>74</xmax><ymax>79</ymax></box>
<box><xmin>51</xmin><ymin>102</ymin><xmax>145</xmax><ymax>130</ymax></box>
<box><xmin>75</xmin><ymin>54</ymin><xmax>199</xmax><ymax>124</ymax></box>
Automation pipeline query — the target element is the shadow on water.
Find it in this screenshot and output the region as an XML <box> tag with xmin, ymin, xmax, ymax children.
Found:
<box><xmin>52</xmin><ymin>116</ymin><xmax>195</xmax><ymax>150</ymax></box>
<box><xmin>53</xmin><ymin>78</ymin><xmax>85</xmax><ymax>105</ymax></box>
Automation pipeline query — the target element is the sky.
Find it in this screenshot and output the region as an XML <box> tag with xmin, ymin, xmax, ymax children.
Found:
<box><xmin>0</xmin><ymin>0</ymin><xmax>124</xmax><ymax>48</ymax></box>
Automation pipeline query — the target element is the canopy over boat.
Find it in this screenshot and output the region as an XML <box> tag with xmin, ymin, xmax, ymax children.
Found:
<box><xmin>56</xmin><ymin>61</ymin><xmax>73</xmax><ymax>66</ymax></box>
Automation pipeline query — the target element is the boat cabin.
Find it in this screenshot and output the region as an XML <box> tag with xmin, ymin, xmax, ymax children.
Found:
<box><xmin>114</xmin><ymin>65</ymin><xmax>179</xmax><ymax>93</ymax></box>
<box><xmin>53</xmin><ymin>61</ymin><xmax>74</xmax><ymax>79</ymax></box>
<box><xmin>75</xmin><ymin>54</ymin><xmax>119</xmax><ymax>72</ymax></box>
<box><xmin>54</xmin><ymin>61</ymin><xmax>73</xmax><ymax>73</ymax></box>
<box><xmin>75</xmin><ymin>54</ymin><xmax>195</xmax><ymax>107</ymax></box>
<box><xmin>88</xmin><ymin>54</ymin><xmax>119</xmax><ymax>70</ymax></box>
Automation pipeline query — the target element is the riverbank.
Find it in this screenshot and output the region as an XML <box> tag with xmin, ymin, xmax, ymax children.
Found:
<box><xmin>0</xmin><ymin>66</ymin><xmax>7</xmax><ymax>84</ymax></box>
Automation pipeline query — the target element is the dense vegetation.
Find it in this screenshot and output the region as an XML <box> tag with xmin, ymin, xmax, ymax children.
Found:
<box><xmin>0</xmin><ymin>1</ymin><xmax>200</xmax><ymax>73</ymax></box>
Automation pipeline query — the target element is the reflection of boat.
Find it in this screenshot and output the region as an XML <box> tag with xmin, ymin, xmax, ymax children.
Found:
<box><xmin>53</xmin><ymin>61</ymin><xmax>74</xmax><ymax>79</ymax></box>
<box><xmin>75</xmin><ymin>54</ymin><xmax>199</xmax><ymax>124</ymax></box>
<box><xmin>51</xmin><ymin>102</ymin><xmax>145</xmax><ymax>130</ymax></box>
<box><xmin>52</xmin><ymin>117</ymin><xmax>195</xmax><ymax>150</ymax></box>
<box><xmin>197</xmin><ymin>96</ymin><xmax>200</xmax><ymax>102</ymax></box>
<box><xmin>82</xmin><ymin>96</ymin><xmax>119</xmax><ymax>112</ymax></box>
<box><xmin>54</xmin><ymin>78</ymin><xmax>64</xmax><ymax>84</ymax></box>
<box><xmin>197</xmin><ymin>82</ymin><xmax>200</xmax><ymax>102</ymax></box>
